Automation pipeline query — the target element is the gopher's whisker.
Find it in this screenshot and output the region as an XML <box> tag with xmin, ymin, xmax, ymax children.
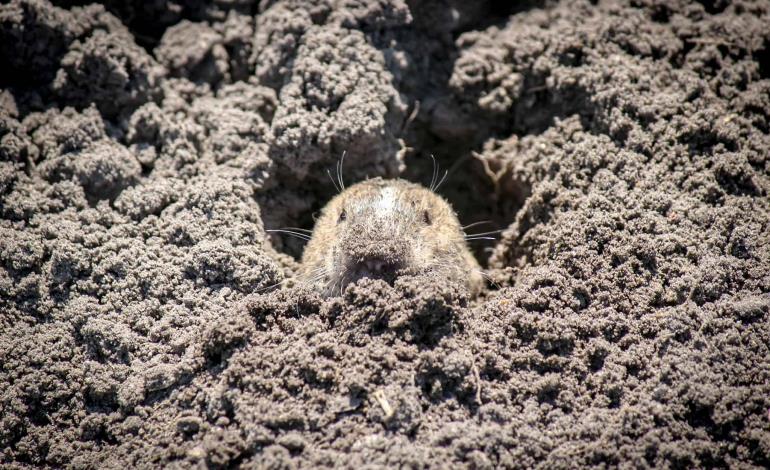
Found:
<box><xmin>464</xmin><ymin>229</ymin><xmax>503</xmax><ymax>237</ymax></box>
<box><xmin>434</xmin><ymin>169</ymin><xmax>449</xmax><ymax>192</ymax></box>
<box><xmin>266</xmin><ymin>229</ymin><xmax>312</xmax><ymax>241</ymax></box>
<box><xmin>462</xmin><ymin>220</ymin><xmax>493</xmax><ymax>230</ymax></box>
<box><xmin>327</xmin><ymin>169</ymin><xmax>342</xmax><ymax>193</ymax></box>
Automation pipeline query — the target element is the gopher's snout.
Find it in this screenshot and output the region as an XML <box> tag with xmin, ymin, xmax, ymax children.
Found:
<box><xmin>339</xmin><ymin>232</ymin><xmax>410</xmax><ymax>284</ymax></box>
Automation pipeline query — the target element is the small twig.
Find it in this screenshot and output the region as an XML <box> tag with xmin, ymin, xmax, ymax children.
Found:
<box><xmin>473</xmin><ymin>150</ymin><xmax>509</xmax><ymax>200</ymax></box>
<box><xmin>401</xmin><ymin>100</ymin><xmax>421</xmax><ymax>134</ymax></box>
<box><xmin>373</xmin><ymin>389</ymin><xmax>394</xmax><ymax>420</ymax></box>
<box><xmin>687</xmin><ymin>37</ymin><xmax>729</xmax><ymax>46</ymax></box>
<box><xmin>525</xmin><ymin>84</ymin><xmax>548</xmax><ymax>94</ymax></box>
<box><xmin>471</xmin><ymin>359</ymin><xmax>482</xmax><ymax>406</ymax></box>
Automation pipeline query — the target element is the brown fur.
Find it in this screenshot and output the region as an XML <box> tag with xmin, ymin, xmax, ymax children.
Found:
<box><xmin>299</xmin><ymin>178</ymin><xmax>483</xmax><ymax>297</ymax></box>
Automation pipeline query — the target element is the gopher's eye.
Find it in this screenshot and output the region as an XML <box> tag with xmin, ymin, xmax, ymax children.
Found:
<box><xmin>423</xmin><ymin>210</ymin><xmax>431</xmax><ymax>225</ymax></box>
<box><xmin>338</xmin><ymin>209</ymin><xmax>347</xmax><ymax>223</ymax></box>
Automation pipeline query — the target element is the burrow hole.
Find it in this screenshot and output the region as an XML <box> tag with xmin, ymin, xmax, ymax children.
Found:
<box><xmin>265</xmin><ymin>0</ymin><xmax>555</xmax><ymax>268</ymax></box>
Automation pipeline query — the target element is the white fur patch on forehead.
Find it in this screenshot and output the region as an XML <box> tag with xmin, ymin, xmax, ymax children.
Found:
<box><xmin>375</xmin><ymin>186</ymin><xmax>397</xmax><ymax>213</ymax></box>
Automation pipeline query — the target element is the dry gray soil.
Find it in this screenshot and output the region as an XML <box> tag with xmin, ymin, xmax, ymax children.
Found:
<box><xmin>1</xmin><ymin>0</ymin><xmax>770</xmax><ymax>468</ymax></box>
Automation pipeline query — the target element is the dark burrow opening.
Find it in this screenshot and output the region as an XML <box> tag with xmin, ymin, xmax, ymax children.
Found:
<box><xmin>264</xmin><ymin>0</ymin><xmax>555</xmax><ymax>270</ymax></box>
<box><xmin>264</xmin><ymin>123</ymin><xmax>532</xmax><ymax>271</ymax></box>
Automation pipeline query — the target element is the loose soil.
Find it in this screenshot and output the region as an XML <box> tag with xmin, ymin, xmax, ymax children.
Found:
<box><xmin>1</xmin><ymin>0</ymin><xmax>769</xmax><ymax>468</ymax></box>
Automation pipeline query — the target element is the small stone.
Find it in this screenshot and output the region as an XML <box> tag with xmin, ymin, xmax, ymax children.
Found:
<box><xmin>187</xmin><ymin>446</ymin><xmax>206</xmax><ymax>460</ymax></box>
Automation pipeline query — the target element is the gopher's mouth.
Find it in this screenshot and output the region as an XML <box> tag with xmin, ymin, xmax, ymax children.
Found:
<box><xmin>346</xmin><ymin>258</ymin><xmax>403</xmax><ymax>285</ymax></box>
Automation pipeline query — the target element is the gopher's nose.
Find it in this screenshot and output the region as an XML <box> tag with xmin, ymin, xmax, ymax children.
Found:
<box><xmin>343</xmin><ymin>233</ymin><xmax>409</xmax><ymax>268</ymax></box>
<box><xmin>341</xmin><ymin>225</ymin><xmax>410</xmax><ymax>284</ymax></box>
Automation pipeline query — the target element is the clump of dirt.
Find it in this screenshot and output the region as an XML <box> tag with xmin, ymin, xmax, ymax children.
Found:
<box><xmin>1</xmin><ymin>0</ymin><xmax>769</xmax><ymax>468</ymax></box>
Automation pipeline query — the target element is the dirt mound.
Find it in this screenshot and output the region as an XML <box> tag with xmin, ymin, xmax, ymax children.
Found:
<box><xmin>1</xmin><ymin>0</ymin><xmax>769</xmax><ymax>467</ymax></box>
